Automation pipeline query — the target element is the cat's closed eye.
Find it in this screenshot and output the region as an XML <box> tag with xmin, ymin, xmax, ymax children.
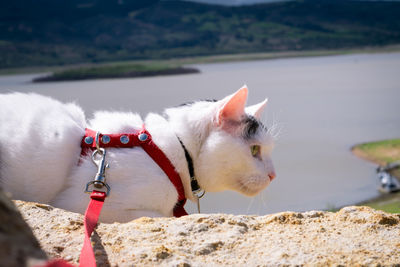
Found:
<box><xmin>250</xmin><ymin>145</ymin><xmax>261</xmax><ymax>159</ymax></box>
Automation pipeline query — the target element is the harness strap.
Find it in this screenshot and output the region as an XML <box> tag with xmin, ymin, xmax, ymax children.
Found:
<box><xmin>139</xmin><ymin>136</ymin><xmax>187</xmax><ymax>217</ymax></box>
<box><xmin>81</xmin><ymin>128</ymin><xmax>144</xmax><ymax>149</ymax></box>
<box><xmin>81</xmin><ymin>127</ymin><xmax>188</xmax><ymax>217</ymax></box>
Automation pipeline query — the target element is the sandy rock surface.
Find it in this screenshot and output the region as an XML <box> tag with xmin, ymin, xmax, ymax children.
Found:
<box><xmin>0</xmin><ymin>190</ymin><xmax>46</xmax><ymax>267</ymax></box>
<box><xmin>16</xmin><ymin>201</ymin><xmax>400</xmax><ymax>266</ymax></box>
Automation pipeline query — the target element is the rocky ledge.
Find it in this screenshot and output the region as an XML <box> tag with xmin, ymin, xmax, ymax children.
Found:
<box><xmin>14</xmin><ymin>201</ymin><xmax>400</xmax><ymax>266</ymax></box>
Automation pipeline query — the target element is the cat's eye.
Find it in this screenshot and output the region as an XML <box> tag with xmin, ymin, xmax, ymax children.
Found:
<box><xmin>250</xmin><ymin>145</ymin><xmax>261</xmax><ymax>158</ymax></box>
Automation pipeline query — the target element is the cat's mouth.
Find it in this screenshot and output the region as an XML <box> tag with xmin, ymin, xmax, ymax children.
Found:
<box><xmin>237</xmin><ymin>176</ymin><xmax>270</xmax><ymax>196</ymax></box>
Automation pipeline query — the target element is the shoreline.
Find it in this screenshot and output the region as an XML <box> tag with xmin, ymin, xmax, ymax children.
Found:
<box><xmin>32</xmin><ymin>66</ymin><xmax>199</xmax><ymax>83</ymax></box>
<box><xmin>351</xmin><ymin>144</ymin><xmax>388</xmax><ymax>167</ymax></box>
<box><xmin>351</xmin><ymin>139</ymin><xmax>400</xmax><ymax>213</ymax></box>
<box><xmin>1</xmin><ymin>45</ymin><xmax>400</xmax><ymax>77</ymax></box>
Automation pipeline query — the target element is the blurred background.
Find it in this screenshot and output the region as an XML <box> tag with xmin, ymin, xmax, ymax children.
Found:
<box><xmin>1</xmin><ymin>0</ymin><xmax>399</xmax><ymax>214</ymax></box>
<box><xmin>1</xmin><ymin>0</ymin><xmax>400</xmax><ymax>68</ymax></box>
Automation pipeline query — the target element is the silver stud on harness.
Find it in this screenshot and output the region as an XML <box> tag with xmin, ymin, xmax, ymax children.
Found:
<box><xmin>84</xmin><ymin>136</ymin><xmax>93</xmax><ymax>145</ymax></box>
<box><xmin>120</xmin><ymin>135</ymin><xmax>129</xmax><ymax>144</ymax></box>
<box><xmin>101</xmin><ymin>135</ymin><xmax>111</xmax><ymax>144</ymax></box>
<box><xmin>138</xmin><ymin>133</ymin><xmax>148</xmax><ymax>141</ymax></box>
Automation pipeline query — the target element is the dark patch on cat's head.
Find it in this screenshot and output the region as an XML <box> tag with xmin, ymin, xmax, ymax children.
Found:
<box><xmin>177</xmin><ymin>99</ymin><xmax>218</xmax><ymax>107</ymax></box>
<box><xmin>242</xmin><ymin>115</ymin><xmax>267</xmax><ymax>139</ymax></box>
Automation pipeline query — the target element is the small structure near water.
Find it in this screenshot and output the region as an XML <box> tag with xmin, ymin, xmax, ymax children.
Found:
<box><xmin>377</xmin><ymin>161</ymin><xmax>400</xmax><ymax>193</ymax></box>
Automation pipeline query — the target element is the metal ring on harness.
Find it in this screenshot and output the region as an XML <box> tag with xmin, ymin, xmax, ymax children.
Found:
<box><xmin>85</xmin><ymin>180</ymin><xmax>111</xmax><ymax>196</ymax></box>
<box><xmin>194</xmin><ymin>189</ymin><xmax>205</xmax><ymax>199</ymax></box>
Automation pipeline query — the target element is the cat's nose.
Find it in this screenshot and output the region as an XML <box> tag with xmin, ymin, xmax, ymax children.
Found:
<box><xmin>268</xmin><ymin>171</ymin><xmax>276</xmax><ymax>181</ymax></box>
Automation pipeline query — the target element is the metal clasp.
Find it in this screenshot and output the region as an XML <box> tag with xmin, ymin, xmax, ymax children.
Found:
<box><xmin>191</xmin><ymin>177</ymin><xmax>205</xmax><ymax>199</ymax></box>
<box><xmin>191</xmin><ymin>177</ymin><xmax>205</xmax><ymax>213</ymax></box>
<box><xmin>85</xmin><ymin>132</ymin><xmax>111</xmax><ymax>196</ymax></box>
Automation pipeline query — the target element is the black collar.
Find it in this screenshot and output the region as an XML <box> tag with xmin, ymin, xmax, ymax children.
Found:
<box><xmin>176</xmin><ymin>136</ymin><xmax>201</xmax><ymax>193</ymax></box>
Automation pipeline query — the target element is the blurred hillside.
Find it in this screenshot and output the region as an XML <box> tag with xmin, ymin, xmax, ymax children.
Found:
<box><xmin>1</xmin><ymin>0</ymin><xmax>400</xmax><ymax>68</ymax></box>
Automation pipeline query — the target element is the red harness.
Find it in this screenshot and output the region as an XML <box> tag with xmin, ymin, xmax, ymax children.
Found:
<box><xmin>81</xmin><ymin>127</ymin><xmax>188</xmax><ymax>217</ymax></box>
<box><xmin>80</xmin><ymin>127</ymin><xmax>187</xmax><ymax>267</ymax></box>
<box><xmin>37</xmin><ymin>127</ymin><xmax>189</xmax><ymax>267</ymax></box>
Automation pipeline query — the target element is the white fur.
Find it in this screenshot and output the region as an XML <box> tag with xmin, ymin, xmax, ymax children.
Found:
<box><xmin>0</xmin><ymin>88</ymin><xmax>275</xmax><ymax>223</ymax></box>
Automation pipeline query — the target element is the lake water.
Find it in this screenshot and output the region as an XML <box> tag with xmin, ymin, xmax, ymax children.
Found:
<box><xmin>1</xmin><ymin>52</ymin><xmax>400</xmax><ymax>215</ymax></box>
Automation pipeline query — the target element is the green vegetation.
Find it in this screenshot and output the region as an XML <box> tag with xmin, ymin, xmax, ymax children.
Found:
<box><xmin>363</xmin><ymin>193</ymin><xmax>400</xmax><ymax>214</ymax></box>
<box><xmin>352</xmin><ymin>139</ymin><xmax>400</xmax><ymax>213</ymax></box>
<box><xmin>33</xmin><ymin>63</ymin><xmax>198</xmax><ymax>82</ymax></box>
<box><xmin>28</xmin><ymin>46</ymin><xmax>400</xmax><ymax>81</ymax></box>
<box><xmin>1</xmin><ymin>0</ymin><xmax>400</xmax><ymax>68</ymax></box>
<box><xmin>352</xmin><ymin>139</ymin><xmax>400</xmax><ymax>179</ymax></box>
<box><xmin>2</xmin><ymin>45</ymin><xmax>399</xmax><ymax>78</ymax></box>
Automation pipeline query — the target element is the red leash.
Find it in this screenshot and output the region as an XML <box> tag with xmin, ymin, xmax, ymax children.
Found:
<box><xmin>79</xmin><ymin>191</ymin><xmax>106</xmax><ymax>267</ymax></box>
<box><xmin>36</xmin><ymin>191</ymin><xmax>106</xmax><ymax>267</ymax></box>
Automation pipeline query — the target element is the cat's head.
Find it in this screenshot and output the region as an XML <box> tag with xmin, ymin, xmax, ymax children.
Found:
<box><xmin>167</xmin><ymin>86</ymin><xmax>276</xmax><ymax>197</ymax></box>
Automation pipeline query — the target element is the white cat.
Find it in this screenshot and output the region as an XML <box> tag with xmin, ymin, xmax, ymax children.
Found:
<box><xmin>0</xmin><ymin>86</ymin><xmax>275</xmax><ymax>223</ymax></box>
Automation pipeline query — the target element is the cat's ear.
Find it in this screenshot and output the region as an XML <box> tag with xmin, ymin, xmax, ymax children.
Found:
<box><xmin>245</xmin><ymin>98</ymin><xmax>268</xmax><ymax>119</ymax></box>
<box><xmin>216</xmin><ymin>85</ymin><xmax>248</xmax><ymax>125</ymax></box>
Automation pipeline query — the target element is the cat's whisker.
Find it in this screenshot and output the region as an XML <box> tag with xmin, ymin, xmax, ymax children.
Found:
<box><xmin>258</xmin><ymin>194</ymin><xmax>263</xmax><ymax>215</ymax></box>
<box><xmin>246</xmin><ymin>196</ymin><xmax>255</xmax><ymax>214</ymax></box>
<box><xmin>237</xmin><ymin>180</ymin><xmax>248</xmax><ymax>192</ymax></box>
<box><xmin>266</xmin><ymin>111</ymin><xmax>284</xmax><ymax>140</ymax></box>
<box><xmin>236</xmin><ymin>179</ymin><xmax>254</xmax><ymax>196</ymax></box>
<box><xmin>270</xmin><ymin>123</ymin><xmax>283</xmax><ymax>140</ymax></box>
<box><xmin>260</xmin><ymin>191</ymin><xmax>269</xmax><ymax>210</ymax></box>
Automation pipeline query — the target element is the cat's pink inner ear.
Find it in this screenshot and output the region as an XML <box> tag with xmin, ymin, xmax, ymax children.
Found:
<box><xmin>217</xmin><ymin>86</ymin><xmax>248</xmax><ymax>125</ymax></box>
<box><xmin>245</xmin><ymin>98</ymin><xmax>268</xmax><ymax>119</ymax></box>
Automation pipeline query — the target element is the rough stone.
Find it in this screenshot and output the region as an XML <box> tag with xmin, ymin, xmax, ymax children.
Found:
<box><xmin>14</xmin><ymin>201</ymin><xmax>400</xmax><ymax>266</ymax></box>
<box><xmin>0</xmin><ymin>189</ymin><xmax>47</xmax><ymax>267</ymax></box>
